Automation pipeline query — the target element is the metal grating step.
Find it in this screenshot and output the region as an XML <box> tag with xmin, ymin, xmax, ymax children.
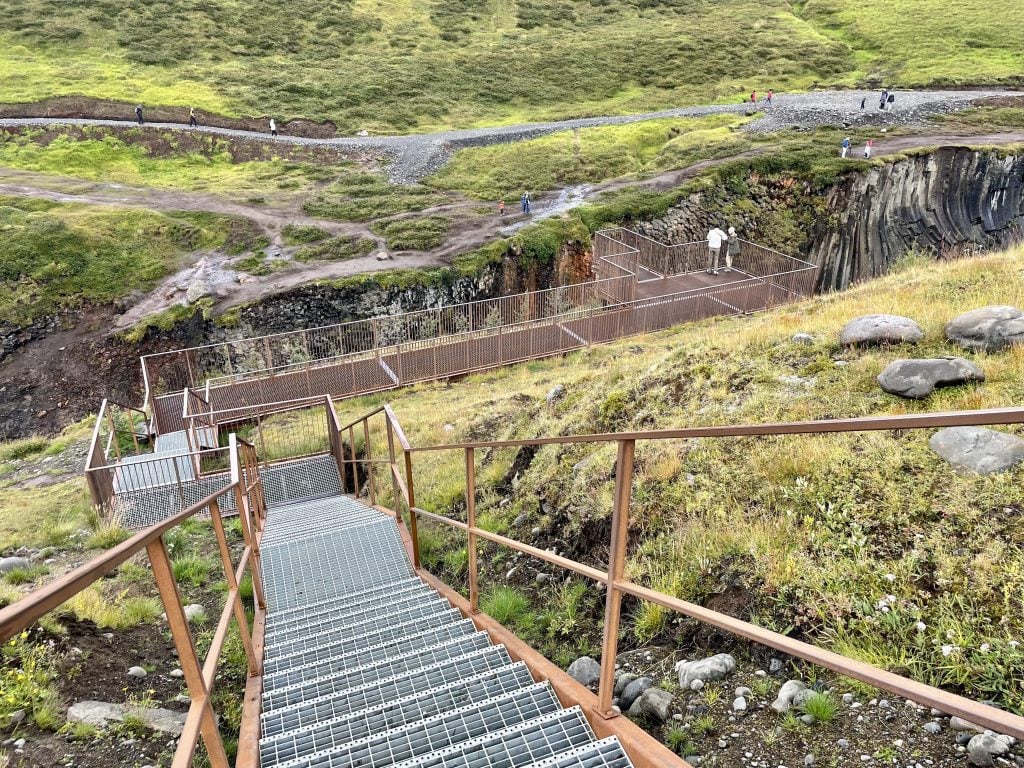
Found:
<box><xmin>519</xmin><ymin>738</ymin><xmax>635</xmax><ymax>768</ymax></box>
<box><xmin>266</xmin><ymin>594</ymin><xmax>452</xmax><ymax>645</ymax></box>
<box><xmin>260</xmin><ymin>454</ymin><xmax>344</xmax><ymax>508</ymax></box>
<box><xmin>261</xmin><ymin>663</ymin><xmax>538</xmax><ymax>766</ymax></box>
<box><xmin>264</xmin><ymin>606</ymin><xmax>464</xmax><ymax>663</ymax></box>
<box><xmin>273</xmin><ymin>683</ymin><xmax>562</xmax><ymax>768</ymax></box>
<box><xmin>261</xmin><ymin>509</ymin><xmax>389</xmax><ymax>545</ymax></box>
<box><xmin>264</xmin><ymin>621</ymin><xmax>486</xmax><ymax>709</ymax></box>
<box><xmin>295</xmin><ymin>706</ymin><xmax>595</xmax><ymax>768</ymax></box>
<box><xmin>266</xmin><ymin>577</ymin><xmax>426</xmax><ymax>623</ymax></box>
<box><xmin>260</xmin><ymin>645</ymin><xmax>514</xmax><ymax>738</ymax></box>
<box><xmin>264</xmin><ymin>625</ymin><xmax>487</xmax><ymax>693</ymax></box>
<box><xmin>266</xmin><ymin>582</ymin><xmax>435</xmax><ymax>636</ymax></box>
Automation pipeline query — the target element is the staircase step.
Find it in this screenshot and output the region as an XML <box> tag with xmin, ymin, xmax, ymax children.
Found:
<box><xmin>264</xmin><ymin>625</ymin><xmax>487</xmax><ymax>693</ymax></box>
<box><xmin>268</xmin><ymin>683</ymin><xmax>561</xmax><ymax>768</ymax></box>
<box><xmin>265</xmin><ymin>594</ymin><xmax>452</xmax><ymax>645</ymax></box>
<box><xmin>264</xmin><ymin>622</ymin><xmax>487</xmax><ymax>709</ymax></box>
<box><xmin>261</xmin><ymin>505</ymin><xmax>388</xmax><ymax>543</ymax></box>
<box><xmin>266</xmin><ymin>577</ymin><xmax>426</xmax><ymax>623</ymax></box>
<box><xmin>265</xmin><ymin>582</ymin><xmax>435</xmax><ymax>635</ymax></box>
<box><xmin>520</xmin><ymin>738</ymin><xmax>635</xmax><ymax>768</ymax></box>
<box><xmin>260</xmin><ymin>645</ymin><xmax>514</xmax><ymax>738</ymax></box>
<box><xmin>264</xmin><ymin>606</ymin><xmax>463</xmax><ymax>663</ymax></box>
<box><xmin>260</xmin><ymin>663</ymin><xmax>537</xmax><ymax>765</ymax></box>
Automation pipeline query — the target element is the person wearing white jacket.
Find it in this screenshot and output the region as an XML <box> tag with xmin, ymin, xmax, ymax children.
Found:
<box><xmin>707</xmin><ymin>226</ymin><xmax>728</xmax><ymax>275</ymax></box>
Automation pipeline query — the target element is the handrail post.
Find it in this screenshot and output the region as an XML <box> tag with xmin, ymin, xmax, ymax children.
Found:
<box><xmin>349</xmin><ymin>426</ymin><xmax>359</xmax><ymax>497</ymax></box>
<box><xmin>209</xmin><ymin>498</ymin><xmax>258</xmax><ymax>676</ymax></box>
<box><xmin>405</xmin><ymin>450</ymin><xmax>420</xmax><ymax>569</ymax></box>
<box><xmin>386</xmin><ymin>418</ymin><xmax>401</xmax><ymax>521</ymax></box>
<box><xmin>597</xmin><ymin>438</ymin><xmax>634</xmax><ymax>718</ymax></box>
<box><xmin>465</xmin><ymin>447</ymin><xmax>479</xmax><ymax>614</ymax></box>
<box><xmin>146</xmin><ymin>534</ymin><xmax>230</xmax><ymax>768</ymax></box>
<box><xmin>363</xmin><ymin>419</ymin><xmax>376</xmax><ymax>506</ymax></box>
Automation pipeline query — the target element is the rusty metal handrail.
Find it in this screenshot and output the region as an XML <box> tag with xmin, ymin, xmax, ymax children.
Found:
<box><xmin>1</xmin><ymin>434</ymin><xmax>267</xmax><ymax>768</ymax></box>
<box><xmin>335</xmin><ymin>404</ymin><xmax>1024</xmax><ymax>740</ymax></box>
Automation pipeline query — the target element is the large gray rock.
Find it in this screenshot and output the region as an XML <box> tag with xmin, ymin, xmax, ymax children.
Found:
<box><xmin>0</xmin><ymin>556</ymin><xmax>30</xmax><ymax>574</ymax></box>
<box><xmin>67</xmin><ymin>701</ymin><xmax>186</xmax><ymax>735</ymax></box>
<box><xmin>840</xmin><ymin>314</ymin><xmax>924</xmax><ymax>347</ymax></box>
<box><xmin>929</xmin><ymin>427</ymin><xmax>1024</xmax><ymax>475</ymax></box>
<box><xmin>619</xmin><ymin>677</ymin><xmax>652</xmax><ymax>711</ymax></box>
<box><xmin>567</xmin><ymin>656</ymin><xmax>601</xmax><ymax>688</ymax></box>
<box><xmin>946</xmin><ymin>306</ymin><xmax>1024</xmax><ymax>352</ymax></box>
<box><xmin>967</xmin><ymin>733</ymin><xmax>1010</xmax><ymax>766</ymax></box>
<box><xmin>613</xmin><ymin>673</ymin><xmax>637</xmax><ymax>697</ymax></box>
<box><xmin>628</xmin><ymin>688</ymin><xmax>673</xmax><ymax>722</ymax></box>
<box><xmin>675</xmin><ymin>654</ymin><xmax>736</xmax><ymax>688</ymax></box>
<box><xmin>771</xmin><ymin>679</ymin><xmax>809</xmax><ymax>714</ymax></box>
<box><xmin>877</xmin><ymin>357</ymin><xmax>984</xmax><ymax>398</ymax></box>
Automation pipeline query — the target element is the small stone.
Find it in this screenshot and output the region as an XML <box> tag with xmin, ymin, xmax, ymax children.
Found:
<box><xmin>771</xmin><ymin>679</ymin><xmax>807</xmax><ymax>714</ymax></box>
<box><xmin>958</xmin><ymin>734</ymin><xmax>975</xmax><ymax>746</ymax></box>
<box><xmin>951</xmin><ymin>716</ymin><xmax>986</xmax><ymax>733</ymax></box>
<box><xmin>792</xmin><ymin>333</ymin><xmax>814</xmax><ymax>345</ymax></box>
<box><xmin>531</xmin><ymin>527</ymin><xmax>541</xmax><ymax>537</ymax></box>
<box><xmin>127</xmin><ymin>666</ymin><xmax>147</xmax><ymax>678</ymax></box>
<box><xmin>169</xmin><ymin>669</ymin><xmax>184</xmax><ymax>678</ymax></box>
<box><xmin>0</xmin><ymin>556</ymin><xmax>30</xmax><ymax>574</ymax></box>
<box><xmin>8</xmin><ymin>709</ymin><xmax>26</xmax><ymax>725</ymax></box>
<box><xmin>923</xmin><ymin>722</ymin><xmax>942</xmax><ymax>734</ymax></box>
<box><xmin>546</xmin><ymin>385</ymin><xmax>566</xmax><ymax>404</ymax></box>
<box><xmin>804</xmin><ymin>755</ymin><xmax>815</xmax><ymax>766</ymax></box>
<box><xmin>174</xmin><ymin>694</ymin><xmax>190</xmax><ymax>704</ymax></box>
<box><xmin>183</xmin><ymin>604</ymin><xmax>206</xmax><ymax>622</ymax></box>
<box><xmin>967</xmin><ymin>733</ymin><xmax>1010</xmax><ymax>766</ymax></box>
<box><xmin>837</xmin><ymin>739</ymin><xmax>850</xmax><ymax>749</ymax></box>
<box><xmin>566</xmin><ymin>656</ymin><xmax>601</xmax><ymax>688</ymax></box>
<box><xmin>735</xmin><ymin>687</ymin><xmax>752</xmax><ymax>697</ymax></box>
<box><xmin>733</xmin><ymin>696</ymin><xmax>747</xmax><ymax>712</ymax></box>
<box><xmin>690</xmin><ymin>679</ymin><xmax>704</xmax><ymax>691</ymax></box>
<box><xmin>613</xmin><ymin>673</ymin><xmax>636</xmax><ymax>697</ymax></box>
<box><xmin>754</xmin><ymin>670</ymin><xmax>768</xmax><ymax>677</ymax></box>
<box><xmin>628</xmin><ymin>688</ymin><xmax>673</xmax><ymax>722</ymax></box>
<box><xmin>768</xmin><ymin>658</ymin><xmax>784</xmax><ymax>674</ymax></box>
<box><xmin>103</xmin><ymin>633</ymin><xmax>114</xmax><ymax>640</ymax></box>
<box><xmin>859</xmin><ymin>755</ymin><xmax>871</xmax><ymax>762</ymax></box>
<box><xmin>801</xmin><ymin>714</ymin><xmax>816</xmax><ymax>725</ymax></box>
<box><xmin>619</xmin><ymin>677</ymin><xmax>652</xmax><ymax>711</ymax></box>
<box><xmin>840</xmin><ymin>314</ymin><xmax>923</xmax><ymax>347</ymax></box>
<box><xmin>14</xmin><ymin>738</ymin><xmax>25</xmax><ymax>748</ymax></box>
<box><xmin>718</xmin><ymin>740</ymin><xmax>728</xmax><ymax>749</ymax></box>
<box><xmin>842</xmin><ymin>693</ymin><xmax>855</xmax><ymax>704</ymax></box>
<box><xmin>675</xmin><ymin>654</ymin><xmax>736</xmax><ymax>688</ymax></box>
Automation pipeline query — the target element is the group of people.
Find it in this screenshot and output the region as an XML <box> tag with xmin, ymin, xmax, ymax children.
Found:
<box><xmin>841</xmin><ymin>136</ymin><xmax>875</xmax><ymax>159</ymax></box>
<box><xmin>496</xmin><ymin>191</ymin><xmax>531</xmax><ymax>216</ymax></box>
<box><xmin>705</xmin><ymin>225</ymin><xmax>741</xmax><ymax>275</ymax></box>
<box><xmin>131</xmin><ymin>104</ymin><xmax>280</xmax><ymax>136</ymax></box>
<box><xmin>749</xmin><ymin>89</ymin><xmax>774</xmax><ymax>107</ymax></box>
<box><xmin>859</xmin><ymin>89</ymin><xmax>897</xmax><ymax>111</ymax></box>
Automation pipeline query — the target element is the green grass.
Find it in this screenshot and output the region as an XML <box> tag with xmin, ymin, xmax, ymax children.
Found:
<box><xmin>281</xmin><ymin>224</ymin><xmax>330</xmax><ymax>245</ymax></box>
<box><xmin>479</xmin><ymin>586</ymin><xmax>532</xmax><ymax>627</ymax></box>
<box><xmin>294</xmin><ymin>235</ymin><xmax>377</xmax><ymax>262</ymax></box>
<box><xmin>0</xmin><ymin>479</ymin><xmax>91</xmax><ymax>551</ymax></box>
<box><xmin>0</xmin><ymin>196</ymin><xmax>263</xmax><ymax>326</ymax></box>
<box><xmin>336</xmin><ymin>245</ymin><xmax>1024</xmax><ymax>712</ymax></box>
<box><xmin>371</xmin><ymin>216</ymin><xmax>450</xmax><ymax>251</ymax></box>
<box><xmin>302</xmin><ymin>174</ymin><xmax>446</xmax><ymax>222</ymax></box>
<box><xmin>800</xmin><ymin>692</ymin><xmax>838</xmax><ymax>723</ymax></box>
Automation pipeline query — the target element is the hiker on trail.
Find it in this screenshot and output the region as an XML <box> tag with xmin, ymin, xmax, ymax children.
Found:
<box><xmin>726</xmin><ymin>226</ymin><xmax>740</xmax><ymax>272</ymax></box>
<box><xmin>886</xmin><ymin>92</ymin><xmax>895</xmax><ymax>111</ymax></box>
<box><xmin>879</xmin><ymin>90</ymin><xmax>888</xmax><ymax>110</ymax></box>
<box><xmin>860</xmin><ymin>96</ymin><xmax>867</xmax><ymax>110</ymax></box>
<box><xmin>864</xmin><ymin>138</ymin><xmax>874</xmax><ymax>159</ymax></box>
<box><xmin>750</xmin><ymin>89</ymin><xmax>757</xmax><ymax>105</ymax></box>
<box><xmin>706</xmin><ymin>225</ymin><xmax>728</xmax><ymax>275</ymax></box>
<box><xmin>841</xmin><ymin>136</ymin><xmax>851</xmax><ymax>159</ymax></box>
<box><xmin>521</xmin><ymin>191</ymin><xmax>531</xmax><ymax>214</ymax></box>
<box><xmin>135</xmin><ymin>104</ymin><xmax>143</xmax><ymax>125</ymax></box>
<box><xmin>766</xmin><ymin>89</ymin><xmax>773</xmax><ymax>107</ymax></box>
<box><xmin>189</xmin><ymin>107</ymin><xmax>197</xmax><ymax>127</ymax></box>
<box><xmin>498</xmin><ymin>199</ymin><xmax>505</xmax><ymax>216</ymax></box>
<box><xmin>269</xmin><ymin>118</ymin><xmax>277</xmax><ymax>136</ymax></box>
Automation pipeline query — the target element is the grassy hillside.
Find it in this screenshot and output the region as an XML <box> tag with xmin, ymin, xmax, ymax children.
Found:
<box><xmin>0</xmin><ymin>0</ymin><xmax>1020</xmax><ymax>132</ymax></box>
<box><xmin>336</xmin><ymin>246</ymin><xmax>1024</xmax><ymax>709</ymax></box>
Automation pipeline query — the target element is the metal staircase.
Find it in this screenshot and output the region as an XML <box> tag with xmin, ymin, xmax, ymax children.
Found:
<box><xmin>258</xmin><ymin>495</ymin><xmax>637</xmax><ymax>768</ymax></box>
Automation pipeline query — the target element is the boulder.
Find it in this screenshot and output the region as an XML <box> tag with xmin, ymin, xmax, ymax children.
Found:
<box><xmin>967</xmin><ymin>733</ymin><xmax>1010</xmax><ymax>766</ymax></box>
<box><xmin>0</xmin><ymin>556</ymin><xmax>30</xmax><ymax>574</ymax></box>
<box><xmin>127</xmin><ymin>666</ymin><xmax>147</xmax><ymax>678</ymax></box>
<box><xmin>613</xmin><ymin>673</ymin><xmax>636</xmax><ymax>697</ymax></box>
<box><xmin>619</xmin><ymin>677</ymin><xmax>652</xmax><ymax>711</ymax></box>
<box><xmin>792</xmin><ymin>333</ymin><xmax>814</xmax><ymax>346</ymax></box>
<box><xmin>929</xmin><ymin>427</ymin><xmax>1024</xmax><ymax>475</ymax></box>
<box><xmin>546</xmin><ymin>385</ymin><xmax>566</xmax><ymax>404</ymax></box>
<box><xmin>68</xmin><ymin>701</ymin><xmax>186</xmax><ymax>735</ymax></box>
<box><xmin>567</xmin><ymin>656</ymin><xmax>601</xmax><ymax>688</ymax></box>
<box><xmin>946</xmin><ymin>306</ymin><xmax>1024</xmax><ymax>352</ymax></box>
<box><xmin>675</xmin><ymin>654</ymin><xmax>736</xmax><ymax>689</ymax></box>
<box><xmin>839</xmin><ymin>314</ymin><xmax>923</xmax><ymax>346</ymax></box>
<box><xmin>628</xmin><ymin>688</ymin><xmax>673</xmax><ymax>722</ymax></box>
<box><xmin>771</xmin><ymin>679</ymin><xmax>808</xmax><ymax>713</ymax></box>
<box><xmin>877</xmin><ymin>357</ymin><xmax>984</xmax><ymax>398</ymax></box>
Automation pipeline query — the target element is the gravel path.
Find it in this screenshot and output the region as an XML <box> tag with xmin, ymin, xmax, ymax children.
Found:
<box><xmin>0</xmin><ymin>89</ymin><xmax>1012</xmax><ymax>183</ymax></box>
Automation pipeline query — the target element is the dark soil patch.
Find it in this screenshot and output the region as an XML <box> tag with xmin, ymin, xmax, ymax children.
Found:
<box><xmin>0</xmin><ymin>96</ymin><xmax>339</xmax><ymax>138</ymax></box>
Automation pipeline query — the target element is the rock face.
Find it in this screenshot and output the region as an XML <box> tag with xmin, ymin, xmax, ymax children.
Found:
<box><xmin>929</xmin><ymin>427</ymin><xmax>1024</xmax><ymax>475</ymax></box>
<box><xmin>67</xmin><ymin>701</ymin><xmax>186</xmax><ymax>735</ymax></box>
<box><xmin>566</xmin><ymin>656</ymin><xmax>601</xmax><ymax>688</ymax></box>
<box><xmin>675</xmin><ymin>654</ymin><xmax>736</xmax><ymax>689</ymax></box>
<box><xmin>840</xmin><ymin>314</ymin><xmax>924</xmax><ymax>346</ymax></box>
<box><xmin>877</xmin><ymin>357</ymin><xmax>984</xmax><ymax>398</ymax></box>
<box><xmin>946</xmin><ymin>306</ymin><xmax>1024</xmax><ymax>352</ymax></box>
<box><xmin>628</xmin><ymin>688</ymin><xmax>673</xmax><ymax>722</ymax></box>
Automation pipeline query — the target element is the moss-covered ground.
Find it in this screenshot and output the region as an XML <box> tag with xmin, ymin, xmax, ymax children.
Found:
<box><xmin>336</xmin><ymin>246</ymin><xmax>1024</xmax><ymax>711</ymax></box>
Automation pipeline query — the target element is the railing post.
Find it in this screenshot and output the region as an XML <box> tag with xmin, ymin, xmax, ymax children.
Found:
<box><xmin>386</xmin><ymin>418</ymin><xmax>401</xmax><ymax>520</ymax></box>
<box><xmin>208</xmin><ymin>499</ymin><xmax>258</xmax><ymax>676</ymax></box>
<box><xmin>349</xmin><ymin>426</ymin><xmax>359</xmax><ymax>497</ymax></box>
<box><xmin>405</xmin><ymin>450</ymin><xmax>420</xmax><ymax>569</ymax></box>
<box><xmin>465</xmin><ymin>447</ymin><xmax>479</xmax><ymax>613</ymax></box>
<box><xmin>146</xmin><ymin>535</ymin><xmax>230</xmax><ymax>768</ymax></box>
<box><xmin>597</xmin><ymin>438</ymin><xmax>634</xmax><ymax>718</ymax></box>
<box><xmin>363</xmin><ymin>419</ymin><xmax>376</xmax><ymax>507</ymax></box>
<box><xmin>235</xmin><ymin>480</ymin><xmax>266</xmax><ymax>610</ymax></box>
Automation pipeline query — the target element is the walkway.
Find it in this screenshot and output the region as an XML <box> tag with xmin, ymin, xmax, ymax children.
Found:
<box><xmin>258</xmin><ymin>493</ymin><xmax>637</xmax><ymax>768</ymax></box>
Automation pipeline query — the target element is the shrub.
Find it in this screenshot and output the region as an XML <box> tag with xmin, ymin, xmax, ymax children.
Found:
<box><xmin>480</xmin><ymin>586</ymin><xmax>531</xmax><ymax>626</ymax></box>
<box><xmin>800</xmin><ymin>692</ymin><xmax>838</xmax><ymax>723</ymax></box>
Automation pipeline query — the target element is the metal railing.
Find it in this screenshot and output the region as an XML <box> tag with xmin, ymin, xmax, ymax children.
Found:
<box><xmin>0</xmin><ymin>434</ymin><xmax>267</xmax><ymax>768</ymax></box>
<box><xmin>337</xmin><ymin>404</ymin><xmax>1024</xmax><ymax>739</ymax></box>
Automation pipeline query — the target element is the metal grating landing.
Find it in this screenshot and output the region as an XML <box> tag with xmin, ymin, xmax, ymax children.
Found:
<box><xmin>257</xmin><ymin>493</ymin><xmax>638</xmax><ymax>768</ymax></box>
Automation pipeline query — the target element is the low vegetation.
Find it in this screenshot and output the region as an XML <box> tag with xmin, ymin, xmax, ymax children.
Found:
<box><xmin>371</xmin><ymin>216</ymin><xmax>451</xmax><ymax>251</ymax></box>
<box><xmin>303</xmin><ymin>174</ymin><xmax>446</xmax><ymax>222</ymax></box>
<box><xmin>337</xmin><ymin>245</ymin><xmax>1024</xmax><ymax>708</ymax></box>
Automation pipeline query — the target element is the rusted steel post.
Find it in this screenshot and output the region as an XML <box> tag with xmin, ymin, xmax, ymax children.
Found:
<box><xmin>597</xmin><ymin>438</ymin><xmax>634</xmax><ymax>717</ymax></box>
<box><xmin>405</xmin><ymin>450</ymin><xmax>420</xmax><ymax>569</ymax></box>
<box><xmin>208</xmin><ymin>499</ymin><xmax>257</xmax><ymax>676</ymax></box>
<box><xmin>146</xmin><ymin>535</ymin><xmax>230</xmax><ymax>768</ymax></box>
<box><xmin>349</xmin><ymin>426</ymin><xmax>359</xmax><ymax>497</ymax></box>
<box><xmin>234</xmin><ymin>481</ymin><xmax>266</xmax><ymax>610</ymax></box>
<box><xmin>364</xmin><ymin>419</ymin><xmax>376</xmax><ymax>506</ymax></box>
<box><xmin>465</xmin><ymin>447</ymin><xmax>479</xmax><ymax>613</ymax></box>
<box><xmin>386</xmin><ymin>418</ymin><xmax>401</xmax><ymax>520</ymax></box>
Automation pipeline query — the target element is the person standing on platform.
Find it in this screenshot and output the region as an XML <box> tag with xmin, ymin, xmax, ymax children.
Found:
<box><xmin>707</xmin><ymin>225</ymin><xmax>728</xmax><ymax>275</ymax></box>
